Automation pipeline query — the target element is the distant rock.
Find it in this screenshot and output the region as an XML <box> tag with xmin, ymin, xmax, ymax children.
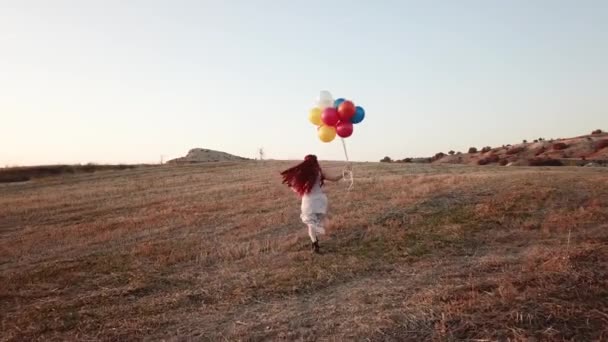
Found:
<box><xmin>167</xmin><ymin>148</ymin><xmax>249</xmax><ymax>164</ymax></box>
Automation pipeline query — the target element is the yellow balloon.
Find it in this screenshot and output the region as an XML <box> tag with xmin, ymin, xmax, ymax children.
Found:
<box><xmin>318</xmin><ymin>125</ymin><xmax>337</xmax><ymax>143</ymax></box>
<box><xmin>309</xmin><ymin>107</ymin><xmax>322</xmax><ymax>126</ymax></box>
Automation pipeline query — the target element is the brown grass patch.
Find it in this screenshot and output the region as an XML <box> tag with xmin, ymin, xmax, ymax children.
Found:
<box><xmin>1</xmin><ymin>162</ymin><xmax>607</xmax><ymax>340</ymax></box>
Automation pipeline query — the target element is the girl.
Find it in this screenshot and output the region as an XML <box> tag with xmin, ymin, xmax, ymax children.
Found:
<box><xmin>280</xmin><ymin>155</ymin><xmax>345</xmax><ymax>253</ymax></box>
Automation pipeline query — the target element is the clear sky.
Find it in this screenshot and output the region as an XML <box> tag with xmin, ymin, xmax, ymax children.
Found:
<box><xmin>1</xmin><ymin>1</ymin><xmax>607</xmax><ymax>166</ymax></box>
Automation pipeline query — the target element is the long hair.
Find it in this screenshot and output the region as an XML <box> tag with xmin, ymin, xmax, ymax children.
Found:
<box><xmin>280</xmin><ymin>155</ymin><xmax>324</xmax><ymax>196</ymax></box>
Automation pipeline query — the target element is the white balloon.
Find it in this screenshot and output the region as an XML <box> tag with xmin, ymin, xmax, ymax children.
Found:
<box><xmin>318</xmin><ymin>90</ymin><xmax>333</xmax><ymax>102</ymax></box>
<box><xmin>317</xmin><ymin>99</ymin><xmax>333</xmax><ymax>110</ymax></box>
<box><xmin>317</xmin><ymin>90</ymin><xmax>334</xmax><ymax>110</ymax></box>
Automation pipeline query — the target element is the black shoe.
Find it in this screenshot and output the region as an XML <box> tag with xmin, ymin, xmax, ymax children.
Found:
<box><xmin>312</xmin><ymin>241</ymin><xmax>320</xmax><ymax>254</ymax></box>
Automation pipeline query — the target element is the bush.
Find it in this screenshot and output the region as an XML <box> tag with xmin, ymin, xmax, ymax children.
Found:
<box><xmin>533</xmin><ymin>139</ymin><xmax>538</xmax><ymax>143</ymax></box>
<box><xmin>506</xmin><ymin>146</ymin><xmax>525</xmax><ymax>155</ymax></box>
<box><xmin>529</xmin><ymin>158</ymin><xmax>563</xmax><ymax>166</ymax></box>
<box><xmin>468</xmin><ymin>147</ymin><xmax>478</xmax><ymax>154</ymax></box>
<box><xmin>395</xmin><ymin>158</ymin><xmax>413</xmax><ymax>163</ymax></box>
<box><xmin>481</xmin><ymin>146</ymin><xmax>492</xmax><ymax>153</ymax></box>
<box><xmin>477</xmin><ymin>154</ymin><xmax>499</xmax><ymax>165</ymax></box>
<box><xmin>488</xmin><ymin>154</ymin><xmax>499</xmax><ymax>163</ymax></box>
<box><xmin>380</xmin><ymin>156</ymin><xmax>392</xmax><ymax>163</ymax></box>
<box><xmin>448</xmin><ymin>150</ymin><xmax>455</xmax><ymax>155</ymax></box>
<box><xmin>0</xmin><ymin>164</ymin><xmax>137</xmax><ymax>183</ymax></box>
<box><xmin>499</xmin><ymin>159</ymin><xmax>509</xmax><ymax>166</ymax></box>
<box><xmin>595</xmin><ymin>139</ymin><xmax>608</xmax><ymax>152</ymax></box>
<box><xmin>552</xmin><ymin>142</ymin><xmax>568</xmax><ymax>150</ymax></box>
<box><xmin>592</xmin><ymin>129</ymin><xmax>603</xmax><ymax>135</ymax></box>
<box><xmin>432</xmin><ymin>152</ymin><xmax>446</xmax><ymax>161</ymax></box>
<box><xmin>523</xmin><ymin>140</ymin><xmax>528</xmax><ymax>143</ymax></box>
<box><xmin>0</xmin><ymin>174</ymin><xmax>30</xmax><ymax>183</ymax></box>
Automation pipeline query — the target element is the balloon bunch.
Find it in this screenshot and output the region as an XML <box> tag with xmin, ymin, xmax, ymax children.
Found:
<box><xmin>308</xmin><ymin>90</ymin><xmax>366</xmax><ymax>143</ymax></box>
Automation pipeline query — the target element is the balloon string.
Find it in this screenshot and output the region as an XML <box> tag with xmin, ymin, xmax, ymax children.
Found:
<box><xmin>341</xmin><ymin>138</ymin><xmax>350</xmax><ymax>162</ymax></box>
<box><xmin>341</xmin><ymin>138</ymin><xmax>354</xmax><ymax>191</ymax></box>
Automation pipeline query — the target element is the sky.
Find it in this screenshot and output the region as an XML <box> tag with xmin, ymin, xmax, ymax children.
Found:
<box><xmin>1</xmin><ymin>0</ymin><xmax>607</xmax><ymax>166</ymax></box>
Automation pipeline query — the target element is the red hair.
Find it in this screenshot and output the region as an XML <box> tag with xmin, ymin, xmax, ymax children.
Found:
<box><xmin>281</xmin><ymin>155</ymin><xmax>324</xmax><ymax>196</ymax></box>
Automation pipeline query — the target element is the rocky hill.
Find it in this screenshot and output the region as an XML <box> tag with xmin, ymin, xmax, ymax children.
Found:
<box><xmin>435</xmin><ymin>130</ymin><xmax>608</xmax><ymax>166</ymax></box>
<box><xmin>167</xmin><ymin>148</ymin><xmax>248</xmax><ymax>164</ymax></box>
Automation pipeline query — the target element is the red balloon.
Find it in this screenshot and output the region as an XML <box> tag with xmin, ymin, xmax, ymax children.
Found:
<box><xmin>336</xmin><ymin>121</ymin><xmax>354</xmax><ymax>138</ymax></box>
<box><xmin>338</xmin><ymin>100</ymin><xmax>356</xmax><ymax>121</ymax></box>
<box><xmin>321</xmin><ymin>107</ymin><xmax>339</xmax><ymax>126</ymax></box>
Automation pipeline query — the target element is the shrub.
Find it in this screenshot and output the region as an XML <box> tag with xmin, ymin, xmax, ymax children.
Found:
<box><xmin>380</xmin><ymin>156</ymin><xmax>392</xmax><ymax>163</ymax></box>
<box><xmin>552</xmin><ymin>142</ymin><xmax>568</xmax><ymax>150</ymax></box>
<box><xmin>477</xmin><ymin>154</ymin><xmax>499</xmax><ymax>165</ymax></box>
<box><xmin>595</xmin><ymin>139</ymin><xmax>608</xmax><ymax>151</ymax></box>
<box><xmin>533</xmin><ymin>139</ymin><xmax>538</xmax><ymax>143</ymax></box>
<box><xmin>481</xmin><ymin>146</ymin><xmax>492</xmax><ymax>153</ymax></box>
<box><xmin>506</xmin><ymin>146</ymin><xmax>525</xmax><ymax>155</ymax></box>
<box><xmin>0</xmin><ymin>164</ymin><xmax>137</xmax><ymax>183</ymax></box>
<box><xmin>433</xmin><ymin>152</ymin><xmax>446</xmax><ymax>161</ymax></box>
<box><xmin>529</xmin><ymin>158</ymin><xmax>563</xmax><ymax>166</ymax></box>
<box><xmin>499</xmin><ymin>159</ymin><xmax>509</xmax><ymax>166</ymax></box>
<box><xmin>592</xmin><ymin>129</ymin><xmax>603</xmax><ymax>135</ymax></box>
<box><xmin>448</xmin><ymin>150</ymin><xmax>455</xmax><ymax>155</ymax></box>
<box><xmin>468</xmin><ymin>147</ymin><xmax>478</xmax><ymax>154</ymax></box>
<box><xmin>0</xmin><ymin>174</ymin><xmax>30</xmax><ymax>183</ymax></box>
<box><xmin>523</xmin><ymin>139</ymin><xmax>528</xmax><ymax>143</ymax></box>
<box><xmin>487</xmin><ymin>154</ymin><xmax>499</xmax><ymax>163</ymax></box>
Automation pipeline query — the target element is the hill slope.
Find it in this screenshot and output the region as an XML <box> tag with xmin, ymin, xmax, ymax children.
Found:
<box><xmin>436</xmin><ymin>131</ymin><xmax>608</xmax><ymax>166</ymax></box>
<box><xmin>1</xmin><ymin>162</ymin><xmax>607</xmax><ymax>340</ymax></box>
<box><xmin>168</xmin><ymin>148</ymin><xmax>248</xmax><ymax>163</ymax></box>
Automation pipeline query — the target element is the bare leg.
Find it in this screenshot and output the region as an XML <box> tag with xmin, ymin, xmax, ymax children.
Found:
<box><xmin>307</xmin><ymin>224</ymin><xmax>317</xmax><ymax>243</ymax></box>
<box><xmin>307</xmin><ymin>225</ymin><xmax>320</xmax><ymax>253</ymax></box>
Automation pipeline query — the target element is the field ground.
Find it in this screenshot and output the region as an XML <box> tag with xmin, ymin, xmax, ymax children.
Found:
<box><xmin>1</xmin><ymin>162</ymin><xmax>607</xmax><ymax>341</ymax></box>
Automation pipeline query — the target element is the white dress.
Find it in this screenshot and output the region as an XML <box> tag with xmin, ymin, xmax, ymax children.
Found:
<box><xmin>300</xmin><ymin>174</ymin><xmax>327</xmax><ymax>237</ymax></box>
<box><xmin>300</xmin><ymin>174</ymin><xmax>327</xmax><ymax>216</ymax></box>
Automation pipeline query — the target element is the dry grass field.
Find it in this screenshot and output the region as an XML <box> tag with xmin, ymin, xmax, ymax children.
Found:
<box><xmin>1</xmin><ymin>161</ymin><xmax>607</xmax><ymax>341</ymax></box>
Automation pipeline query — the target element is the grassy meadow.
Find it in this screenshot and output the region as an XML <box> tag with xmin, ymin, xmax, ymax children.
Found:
<box><xmin>1</xmin><ymin>161</ymin><xmax>607</xmax><ymax>341</ymax></box>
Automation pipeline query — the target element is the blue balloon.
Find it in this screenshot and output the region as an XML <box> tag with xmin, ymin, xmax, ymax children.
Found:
<box><xmin>351</xmin><ymin>106</ymin><xmax>365</xmax><ymax>124</ymax></box>
<box><xmin>334</xmin><ymin>98</ymin><xmax>345</xmax><ymax>108</ymax></box>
